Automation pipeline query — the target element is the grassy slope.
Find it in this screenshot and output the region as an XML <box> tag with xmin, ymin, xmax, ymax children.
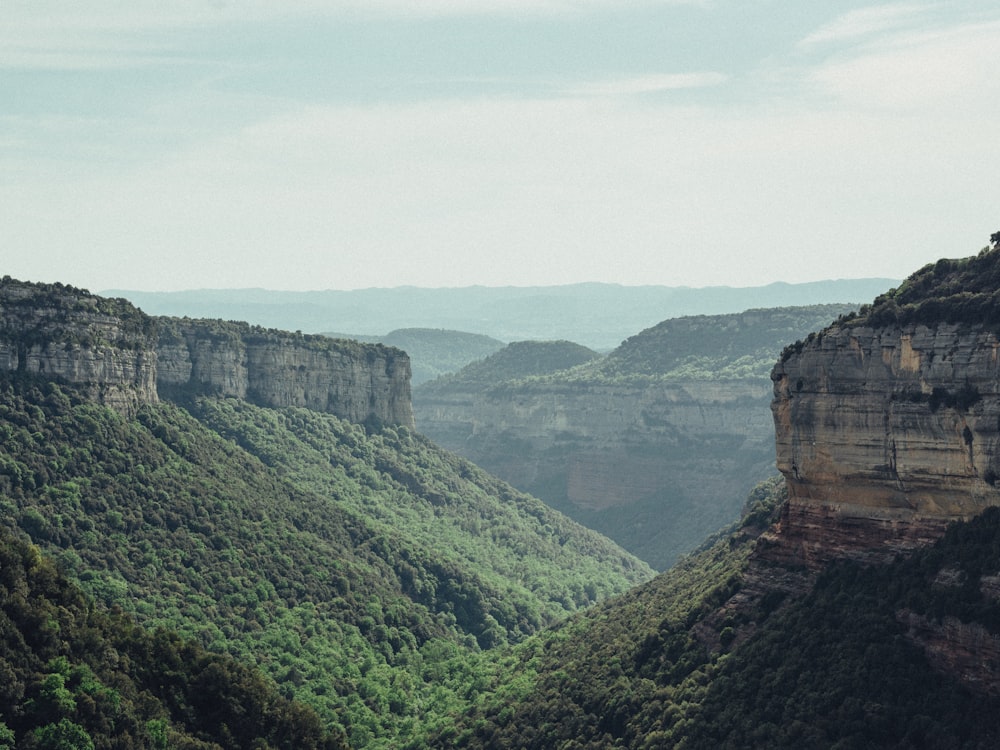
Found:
<box><xmin>0</xmin><ymin>376</ymin><xmax>651</xmax><ymax>748</ymax></box>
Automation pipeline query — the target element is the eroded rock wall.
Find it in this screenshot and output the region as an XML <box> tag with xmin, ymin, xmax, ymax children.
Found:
<box><xmin>0</xmin><ymin>279</ymin><xmax>158</xmax><ymax>415</ymax></box>
<box><xmin>0</xmin><ymin>279</ymin><xmax>414</xmax><ymax>427</ymax></box>
<box><xmin>769</xmin><ymin>322</ymin><xmax>1000</xmax><ymax>566</ymax></box>
<box><xmin>417</xmin><ymin>377</ymin><xmax>775</xmax><ymax>568</ymax></box>
<box><xmin>157</xmin><ymin>319</ymin><xmax>414</xmax><ymax>427</ymax></box>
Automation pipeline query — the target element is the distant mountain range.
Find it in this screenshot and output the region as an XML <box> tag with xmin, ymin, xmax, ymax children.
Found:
<box><xmin>105</xmin><ymin>279</ymin><xmax>899</xmax><ymax>351</ymax></box>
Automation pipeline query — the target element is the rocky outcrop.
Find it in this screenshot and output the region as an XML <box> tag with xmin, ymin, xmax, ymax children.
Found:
<box><xmin>0</xmin><ymin>278</ymin><xmax>158</xmax><ymax>415</ymax></box>
<box><xmin>418</xmin><ymin>376</ymin><xmax>778</xmax><ymax>569</ymax></box>
<box><xmin>898</xmin><ymin>610</ymin><xmax>1000</xmax><ymax>696</ymax></box>
<box><xmin>0</xmin><ymin>278</ymin><xmax>414</xmax><ymax>427</ymax></box>
<box><xmin>769</xmin><ymin>322</ymin><xmax>1000</xmax><ymax>567</ymax></box>
<box><xmin>157</xmin><ymin>319</ymin><xmax>414</xmax><ymax>427</ymax></box>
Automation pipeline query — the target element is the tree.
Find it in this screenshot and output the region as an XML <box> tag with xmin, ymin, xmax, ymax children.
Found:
<box><xmin>991</xmin><ymin>230</ymin><xmax>1000</xmax><ymax>249</ymax></box>
<box><xmin>31</xmin><ymin>720</ymin><xmax>95</xmax><ymax>750</ymax></box>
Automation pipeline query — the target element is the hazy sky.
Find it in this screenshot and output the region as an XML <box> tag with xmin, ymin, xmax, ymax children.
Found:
<box><xmin>4</xmin><ymin>1</ymin><xmax>1000</xmax><ymax>292</ymax></box>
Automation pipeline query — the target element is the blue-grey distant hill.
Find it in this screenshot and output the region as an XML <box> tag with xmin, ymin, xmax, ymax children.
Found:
<box><xmin>105</xmin><ymin>279</ymin><xmax>899</xmax><ymax>351</ymax></box>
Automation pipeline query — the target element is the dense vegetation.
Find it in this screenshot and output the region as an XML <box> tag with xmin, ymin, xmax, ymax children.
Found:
<box><xmin>0</xmin><ymin>375</ymin><xmax>650</xmax><ymax>747</ymax></box>
<box><xmin>548</xmin><ymin>304</ymin><xmax>858</xmax><ymax>385</ymax></box>
<box><xmin>437</xmin><ymin>478</ymin><xmax>1000</xmax><ymax>748</ymax></box>
<box><xmin>778</xmin><ymin>244</ymin><xmax>1000</xmax><ymax>349</ymax></box>
<box><xmin>417</xmin><ymin>340</ymin><xmax>601</xmax><ymax>393</ymax></box>
<box><xmin>0</xmin><ymin>276</ymin><xmax>156</xmax><ymax>350</ymax></box>
<box><xmin>0</xmin><ymin>524</ymin><xmax>345</xmax><ymax>749</ymax></box>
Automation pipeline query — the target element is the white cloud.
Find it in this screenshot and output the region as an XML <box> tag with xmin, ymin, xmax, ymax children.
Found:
<box><xmin>4</xmin><ymin>2</ymin><xmax>1000</xmax><ymax>292</ymax></box>
<box><xmin>0</xmin><ymin>0</ymin><xmax>701</xmax><ymax>70</ymax></box>
<box><xmin>810</xmin><ymin>18</ymin><xmax>1000</xmax><ymax>110</ymax></box>
<box><xmin>6</xmin><ymin>75</ymin><xmax>997</xmax><ymax>292</ymax></box>
<box><xmin>797</xmin><ymin>3</ymin><xmax>929</xmax><ymax>48</ymax></box>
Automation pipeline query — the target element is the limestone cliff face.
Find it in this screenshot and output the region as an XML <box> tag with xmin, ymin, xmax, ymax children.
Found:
<box><xmin>0</xmin><ymin>278</ymin><xmax>158</xmax><ymax>415</ymax></box>
<box><xmin>157</xmin><ymin>319</ymin><xmax>414</xmax><ymax>427</ymax></box>
<box><xmin>769</xmin><ymin>321</ymin><xmax>1000</xmax><ymax>567</ymax></box>
<box><xmin>0</xmin><ymin>278</ymin><xmax>414</xmax><ymax>427</ymax></box>
<box><xmin>420</xmin><ymin>378</ymin><xmax>773</xmax><ymax>509</ymax></box>
<box><xmin>417</xmin><ymin>377</ymin><xmax>776</xmax><ymax>569</ymax></box>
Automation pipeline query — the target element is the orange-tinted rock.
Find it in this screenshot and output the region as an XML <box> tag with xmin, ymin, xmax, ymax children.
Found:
<box><xmin>769</xmin><ymin>322</ymin><xmax>1000</xmax><ymax>566</ymax></box>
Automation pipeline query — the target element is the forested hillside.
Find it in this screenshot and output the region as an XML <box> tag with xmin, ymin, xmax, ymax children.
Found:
<box><xmin>0</xmin><ymin>376</ymin><xmax>651</xmax><ymax>747</ymax></box>
<box><xmin>434</xmin><ymin>478</ymin><xmax>1000</xmax><ymax>748</ymax></box>
<box><xmin>0</xmin><ymin>525</ymin><xmax>346</xmax><ymax>749</ymax></box>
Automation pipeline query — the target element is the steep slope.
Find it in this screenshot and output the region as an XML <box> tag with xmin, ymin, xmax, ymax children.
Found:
<box><xmin>0</xmin><ymin>277</ymin><xmax>413</xmax><ymax>428</ymax></box>
<box><xmin>0</xmin><ymin>277</ymin><xmax>653</xmax><ymax>748</ymax></box>
<box><xmin>156</xmin><ymin>317</ymin><xmax>414</xmax><ymax>428</ymax></box>
<box><xmin>435</xmin><ymin>478</ymin><xmax>1000</xmax><ymax>749</ymax></box>
<box><xmin>770</xmin><ymin>244</ymin><xmax>1000</xmax><ymax>567</ymax></box>
<box><xmin>0</xmin><ymin>278</ymin><xmax>157</xmax><ymax>416</ymax></box>
<box><xmin>0</xmin><ymin>378</ymin><xmax>651</xmax><ymax>748</ymax></box>
<box><xmin>429</xmin><ymin>240</ymin><xmax>1000</xmax><ymax>749</ymax></box>
<box><xmin>0</xmin><ymin>525</ymin><xmax>346</xmax><ymax>750</ymax></box>
<box><xmin>415</xmin><ymin>305</ymin><xmax>856</xmax><ymax>569</ymax></box>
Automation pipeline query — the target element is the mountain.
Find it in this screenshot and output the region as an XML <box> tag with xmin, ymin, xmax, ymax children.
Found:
<box><xmin>322</xmin><ymin>328</ymin><xmax>506</xmax><ymax>386</ymax></box>
<box><xmin>0</xmin><ymin>277</ymin><xmax>653</xmax><ymax>748</ymax></box>
<box><xmin>105</xmin><ymin>279</ymin><xmax>898</xmax><ymax>351</ymax></box>
<box><xmin>424</xmin><ymin>239</ymin><xmax>1000</xmax><ymax>748</ymax></box>
<box><xmin>415</xmin><ymin>304</ymin><xmax>859</xmax><ymax>569</ymax></box>
<box><xmin>419</xmin><ymin>339</ymin><xmax>602</xmax><ymax>389</ymax></box>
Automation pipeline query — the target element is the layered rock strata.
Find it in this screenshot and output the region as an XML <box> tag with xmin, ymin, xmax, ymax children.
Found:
<box><xmin>417</xmin><ymin>377</ymin><xmax>776</xmax><ymax>569</ymax></box>
<box><xmin>156</xmin><ymin>319</ymin><xmax>413</xmax><ymax>427</ymax></box>
<box><xmin>0</xmin><ymin>278</ymin><xmax>413</xmax><ymax>427</ymax></box>
<box><xmin>769</xmin><ymin>322</ymin><xmax>1000</xmax><ymax>567</ymax></box>
<box><xmin>0</xmin><ymin>278</ymin><xmax>158</xmax><ymax>415</ymax></box>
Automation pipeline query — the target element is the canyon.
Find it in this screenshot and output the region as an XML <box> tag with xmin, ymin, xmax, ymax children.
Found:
<box><xmin>415</xmin><ymin>306</ymin><xmax>856</xmax><ymax>569</ymax></box>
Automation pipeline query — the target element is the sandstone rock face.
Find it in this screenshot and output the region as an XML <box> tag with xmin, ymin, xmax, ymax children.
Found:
<box><xmin>157</xmin><ymin>319</ymin><xmax>414</xmax><ymax>427</ymax></box>
<box><xmin>769</xmin><ymin>322</ymin><xmax>1000</xmax><ymax>566</ymax></box>
<box><xmin>0</xmin><ymin>279</ymin><xmax>158</xmax><ymax>415</ymax></box>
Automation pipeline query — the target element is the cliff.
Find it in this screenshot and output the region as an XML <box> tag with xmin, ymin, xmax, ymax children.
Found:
<box><xmin>0</xmin><ymin>277</ymin><xmax>158</xmax><ymax>415</ymax></box>
<box><xmin>768</xmin><ymin>247</ymin><xmax>1000</xmax><ymax>567</ymax></box>
<box><xmin>157</xmin><ymin>318</ymin><xmax>413</xmax><ymax>427</ymax></box>
<box><xmin>0</xmin><ymin>277</ymin><xmax>413</xmax><ymax>427</ymax></box>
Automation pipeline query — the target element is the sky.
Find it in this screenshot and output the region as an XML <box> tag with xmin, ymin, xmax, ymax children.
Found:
<box><xmin>3</xmin><ymin>1</ymin><xmax>1000</xmax><ymax>292</ymax></box>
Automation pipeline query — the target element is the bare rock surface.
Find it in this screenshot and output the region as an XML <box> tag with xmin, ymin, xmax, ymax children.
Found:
<box><xmin>1</xmin><ymin>277</ymin><xmax>413</xmax><ymax>426</ymax></box>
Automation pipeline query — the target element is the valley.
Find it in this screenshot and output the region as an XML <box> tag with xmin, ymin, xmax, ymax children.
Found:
<box><xmin>414</xmin><ymin>306</ymin><xmax>857</xmax><ymax>569</ymax></box>
<box><xmin>3</xmin><ymin>243</ymin><xmax>1000</xmax><ymax>748</ymax></box>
